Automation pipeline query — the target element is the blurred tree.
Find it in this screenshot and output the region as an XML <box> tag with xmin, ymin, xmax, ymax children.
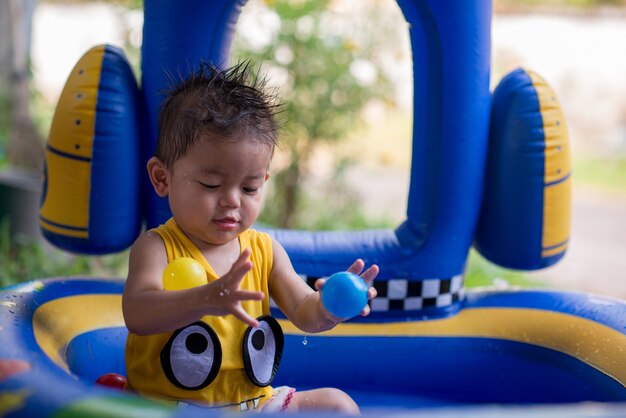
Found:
<box><xmin>233</xmin><ymin>0</ymin><xmax>396</xmax><ymax>229</ymax></box>
<box><xmin>0</xmin><ymin>0</ymin><xmax>44</xmax><ymax>170</ymax></box>
<box><xmin>0</xmin><ymin>0</ymin><xmax>43</xmax><ymax>169</ymax></box>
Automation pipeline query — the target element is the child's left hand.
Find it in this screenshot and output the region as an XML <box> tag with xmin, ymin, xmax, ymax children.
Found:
<box><xmin>315</xmin><ymin>259</ymin><xmax>379</xmax><ymax>317</ymax></box>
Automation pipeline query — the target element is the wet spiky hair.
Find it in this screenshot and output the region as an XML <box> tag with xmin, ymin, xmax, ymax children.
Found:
<box><xmin>155</xmin><ymin>61</ymin><xmax>281</xmax><ymax>167</ymax></box>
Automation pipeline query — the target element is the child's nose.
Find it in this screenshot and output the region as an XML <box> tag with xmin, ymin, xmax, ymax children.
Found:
<box><xmin>219</xmin><ymin>189</ymin><xmax>240</xmax><ymax>208</ymax></box>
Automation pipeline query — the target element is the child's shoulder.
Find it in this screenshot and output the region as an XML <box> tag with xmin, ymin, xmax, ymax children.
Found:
<box><xmin>244</xmin><ymin>227</ymin><xmax>272</xmax><ymax>240</ymax></box>
<box><xmin>243</xmin><ymin>228</ymin><xmax>274</xmax><ymax>249</ymax></box>
<box><xmin>131</xmin><ymin>229</ymin><xmax>165</xmax><ymax>250</ymax></box>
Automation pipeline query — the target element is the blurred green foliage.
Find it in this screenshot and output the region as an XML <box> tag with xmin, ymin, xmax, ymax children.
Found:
<box><xmin>260</xmin><ymin>159</ymin><xmax>396</xmax><ymax>231</ymax></box>
<box><xmin>0</xmin><ymin>93</ymin><xmax>9</xmax><ymax>165</ymax></box>
<box><xmin>574</xmin><ymin>157</ymin><xmax>626</xmax><ymax>192</ymax></box>
<box><xmin>464</xmin><ymin>249</ymin><xmax>546</xmax><ymax>288</ymax></box>
<box><xmin>0</xmin><ymin>221</ymin><xmax>128</xmax><ymax>287</ymax></box>
<box><xmin>233</xmin><ymin>0</ymin><xmax>396</xmax><ymax>230</ymax></box>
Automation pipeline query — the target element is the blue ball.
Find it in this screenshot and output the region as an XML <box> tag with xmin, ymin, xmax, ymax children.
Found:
<box><xmin>321</xmin><ymin>271</ymin><xmax>368</xmax><ymax>319</ymax></box>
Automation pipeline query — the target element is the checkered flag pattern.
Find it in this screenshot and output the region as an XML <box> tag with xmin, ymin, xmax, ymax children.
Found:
<box><xmin>367</xmin><ymin>276</ymin><xmax>464</xmax><ymax>311</ymax></box>
<box><xmin>269</xmin><ymin>275</ymin><xmax>464</xmax><ymax>311</ymax></box>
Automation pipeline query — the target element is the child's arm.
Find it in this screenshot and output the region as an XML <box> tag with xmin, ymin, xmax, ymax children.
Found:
<box><xmin>122</xmin><ymin>232</ymin><xmax>264</xmax><ymax>335</ymax></box>
<box><xmin>269</xmin><ymin>239</ymin><xmax>378</xmax><ymax>333</ymax></box>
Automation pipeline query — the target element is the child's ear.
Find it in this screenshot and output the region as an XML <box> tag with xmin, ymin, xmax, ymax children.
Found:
<box><xmin>147</xmin><ymin>157</ymin><xmax>170</xmax><ymax>197</ymax></box>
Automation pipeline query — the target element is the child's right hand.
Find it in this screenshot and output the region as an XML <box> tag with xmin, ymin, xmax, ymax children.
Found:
<box><xmin>204</xmin><ymin>248</ymin><xmax>264</xmax><ymax>328</ymax></box>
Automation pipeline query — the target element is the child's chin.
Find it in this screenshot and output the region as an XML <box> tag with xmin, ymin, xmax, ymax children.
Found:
<box><xmin>207</xmin><ymin>231</ymin><xmax>239</xmax><ymax>245</ymax></box>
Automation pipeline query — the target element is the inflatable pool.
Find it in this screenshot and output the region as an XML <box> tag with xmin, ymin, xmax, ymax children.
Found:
<box><xmin>2</xmin><ymin>0</ymin><xmax>626</xmax><ymax>416</ymax></box>
<box><xmin>2</xmin><ymin>278</ymin><xmax>626</xmax><ymax>417</ymax></box>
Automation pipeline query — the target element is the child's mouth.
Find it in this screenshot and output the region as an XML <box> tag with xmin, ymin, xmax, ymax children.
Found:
<box><xmin>214</xmin><ymin>217</ymin><xmax>238</xmax><ymax>230</ymax></box>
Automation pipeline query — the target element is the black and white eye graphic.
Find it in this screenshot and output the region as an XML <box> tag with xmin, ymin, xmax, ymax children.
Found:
<box><xmin>242</xmin><ymin>316</ymin><xmax>284</xmax><ymax>387</ymax></box>
<box><xmin>160</xmin><ymin>322</ymin><xmax>221</xmax><ymax>390</ymax></box>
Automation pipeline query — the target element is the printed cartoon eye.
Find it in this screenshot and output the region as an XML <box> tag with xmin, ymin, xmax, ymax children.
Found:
<box><xmin>160</xmin><ymin>322</ymin><xmax>221</xmax><ymax>390</ymax></box>
<box><xmin>242</xmin><ymin>316</ymin><xmax>284</xmax><ymax>387</ymax></box>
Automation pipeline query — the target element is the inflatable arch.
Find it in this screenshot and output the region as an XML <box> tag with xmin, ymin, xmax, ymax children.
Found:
<box><xmin>2</xmin><ymin>0</ymin><xmax>626</xmax><ymax>417</ymax></box>
<box><xmin>39</xmin><ymin>0</ymin><xmax>569</xmax><ymax>317</ymax></box>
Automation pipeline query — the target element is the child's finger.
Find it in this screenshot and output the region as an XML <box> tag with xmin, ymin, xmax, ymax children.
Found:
<box><xmin>360</xmin><ymin>264</ymin><xmax>379</xmax><ymax>285</ymax></box>
<box><xmin>346</xmin><ymin>259</ymin><xmax>365</xmax><ymax>276</ymax></box>
<box><xmin>232</xmin><ymin>305</ymin><xmax>259</xmax><ymax>328</ymax></box>
<box><xmin>229</xmin><ymin>260</ymin><xmax>253</xmax><ymax>285</ymax></box>
<box><xmin>360</xmin><ymin>303</ymin><xmax>371</xmax><ymax>317</ymax></box>
<box><xmin>314</xmin><ymin>278</ymin><xmax>326</xmax><ymax>291</ymax></box>
<box><xmin>235</xmin><ymin>290</ymin><xmax>265</xmax><ymax>301</ymax></box>
<box><xmin>228</xmin><ymin>250</ymin><xmax>253</xmax><ymax>286</ymax></box>
<box><xmin>231</xmin><ymin>249</ymin><xmax>251</xmax><ymax>270</ymax></box>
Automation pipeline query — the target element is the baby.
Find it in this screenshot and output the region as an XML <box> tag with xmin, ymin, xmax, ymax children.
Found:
<box><xmin>122</xmin><ymin>62</ymin><xmax>378</xmax><ymax>414</ymax></box>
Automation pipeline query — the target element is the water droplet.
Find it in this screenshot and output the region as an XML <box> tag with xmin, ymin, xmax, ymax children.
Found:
<box><xmin>302</xmin><ymin>335</ymin><xmax>308</xmax><ymax>346</ymax></box>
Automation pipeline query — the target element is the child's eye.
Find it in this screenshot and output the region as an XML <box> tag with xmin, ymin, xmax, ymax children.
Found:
<box><xmin>200</xmin><ymin>182</ymin><xmax>219</xmax><ymax>190</ymax></box>
<box><xmin>243</xmin><ymin>187</ymin><xmax>259</xmax><ymax>195</ymax></box>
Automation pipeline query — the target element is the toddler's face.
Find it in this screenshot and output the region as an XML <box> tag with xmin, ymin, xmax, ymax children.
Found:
<box><xmin>167</xmin><ymin>135</ymin><xmax>271</xmax><ymax>248</ymax></box>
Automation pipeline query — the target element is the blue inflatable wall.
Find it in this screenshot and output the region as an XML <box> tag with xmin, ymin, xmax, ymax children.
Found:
<box><xmin>40</xmin><ymin>0</ymin><xmax>569</xmax><ymax>319</ymax></box>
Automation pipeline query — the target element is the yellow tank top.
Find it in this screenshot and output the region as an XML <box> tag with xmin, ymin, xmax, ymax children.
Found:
<box><xmin>125</xmin><ymin>218</ymin><xmax>278</xmax><ymax>411</ymax></box>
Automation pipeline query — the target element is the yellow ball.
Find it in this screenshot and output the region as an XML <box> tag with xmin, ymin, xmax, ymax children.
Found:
<box><xmin>162</xmin><ymin>257</ymin><xmax>206</xmax><ymax>291</ymax></box>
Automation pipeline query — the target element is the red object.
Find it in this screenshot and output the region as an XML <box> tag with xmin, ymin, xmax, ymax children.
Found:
<box><xmin>95</xmin><ymin>373</ymin><xmax>127</xmax><ymax>390</ymax></box>
<box><xmin>0</xmin><ymin>359</ymin><xmax>31</xmax><ymax>382</ymax></box>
